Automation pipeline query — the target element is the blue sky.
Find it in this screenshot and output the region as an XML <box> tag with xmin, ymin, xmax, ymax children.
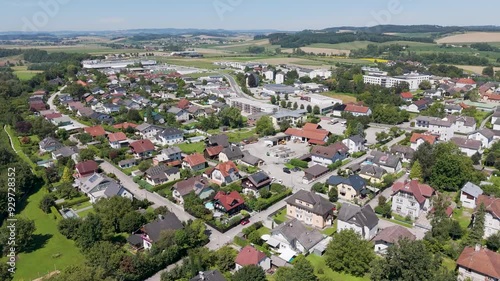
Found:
<box><xmin>1</xmin><ymin>0</ymin><xmax>499</xmax><ymax>32</ymax></box>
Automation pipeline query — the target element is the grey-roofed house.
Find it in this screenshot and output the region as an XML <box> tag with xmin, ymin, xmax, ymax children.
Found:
<box><xmin>460</xmin><ymin>182</ymin><xmax>483</xmax><ymax>209</ymax></box>
<box><xmin>51</xmin><ymin>146</ymin><xmax>79</xmax><ymax>161</ymax></box>
<box><xmin>167</xmin><ymin>107</ymin><xmax>189</xmax><ymax>122</ymax></box>
<box><xmin>190</xmin><ymin>270</ymin><xmax>227</xmax><ymax>281</ymax></box>
<box><xmin>39</xmin><ymin>137</ymin><xmax>63</xmax><ymax>153</ymax></box>
<box><xmin>337</xmin><ymin>203</ymin><xmax>379</xmax><ymax>240</ymax></box>
<box><xmin>342</xmin><ymin>135</ymin><xmax>366</xmax><ymax>154</ymax></box>
<box><xmin>153</xmin><ymin>146</ymin><xmax>182</xmax><ymax>166</ymax></box>
<box><xmin>219</xmin><ymin>145</ymin><xmax>244</xmax><ymax>162</ymax></box>
<box><xmin>134</xmin><ymin>212</ymin><xmax>184</xmax><ymax>250</ymax></box>
<box><xmin>269</xmin><ymin>218</ymin><xmax>326</xmax><ymax>258</ymax></box>
<box><xmin>172</xmin><ymin>176</ymin><xmax>214</xmax><ymax>204</ymax></box>
<box><xmin>240</xmin><ymin>151</ymin><xmax>264</xmax><ymax>167</ymax></box>
<box><xmin>390</xmin><ymin>145</ymin><xmax>415</xmax><ymax>163</ymax></box>
<box><xmin>285</xmin><ymin>190</ymin><xmax>334</xmax><ymax>228</ymax></box>
<box><xmin>366</xmin><ymin>151</ymin><xmax>402</xmax><ymax>173</ymax></box>
<box><xmin>79</xmin><ymin>173</ymin><xmax>133</xmax><ymax>203</ymax></box>
<box><xmin>145</xmin><ymin>165</ymin><xmax>181</xmax><ymax>186</ymax></box>
<box><xmin>372</xmin><ymin>225</ymin><xmax>415</xmax><ymax>254</ymax></box>
<box><xmin>303</xmin><ymin>165</ymin><xmax>330</xmax><ymax>183</ymax></box>
<box><xmin>118</xmin><ymin>158</ymin><xmax>137</xmax><ymax>169</ymax></box>
<box><xmin>359</xmin><ymin>164</ymin><xmax>387</xmax><ymax>184</ymax></box>
<box><xmin>242</xmin><ymin>171</ymin><xmax>272</xmax><ymax>196</ymax></box>
<box><xmin>451</xmin><ymin>137</ymin><xmax>482</xmax><ymax>157</ymax></box>
<box><xmin>468</xmin><ymin>129</ymin><xmax>495</xmax><ymax>149</ymax></box>
<box><xmin>327</xmin><ymin>175</ymin><xmax>368</xmax><ymax>201</ymax></box>
<box><xmin>155</xmin><ymin>127</ymin><xmax>184</xmax><ymax>146</ymax></box>
<box><xmin>207</xmin><ymin>134</ymin><xmax>230</xmax><ymax>148</ymax></box>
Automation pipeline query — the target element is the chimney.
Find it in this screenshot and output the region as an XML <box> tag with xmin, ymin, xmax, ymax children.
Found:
<box><xmin>475</xmin><ymin>244</ymin><xmax>481</xmax><ymax>252</ymax></box>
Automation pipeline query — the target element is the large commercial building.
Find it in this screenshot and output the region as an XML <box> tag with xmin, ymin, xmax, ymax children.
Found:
<box><xmin>363</xmin><ymin>73</ymin><xmax>431</xmax><ymax>90</ymax></box>
<box><xmin>229</xmin><ymin>98</ymin><xmax>279</xmax><ymax>114</ymax></box>
<box><xmin>82</xmin><ymin>60</ymin><xmax>157</xmax><ymax>69</ymax></box>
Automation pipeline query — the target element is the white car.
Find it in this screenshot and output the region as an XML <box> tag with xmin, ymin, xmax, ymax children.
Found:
<box><xmin>278</xmin><ymin>179</ymin><xmax>283</xmax><ymax>184</ymax></box>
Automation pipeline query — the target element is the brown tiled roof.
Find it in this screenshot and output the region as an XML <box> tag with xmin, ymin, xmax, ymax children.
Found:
<box><xmin>108</xmin><ymin>132</ymin><xmax>127</xmax><ymax>142</ymax></box>
<box><xmin>235</xmin><ymin>245</ymin><xmax>266</xmax><ymax>266</ymax></box>
<box><xmin>177</xmin><ymin>99</ymin><xmax>191</xmax><ymax>109</ymax></box>
<box><xmin>285</xmin><ymin>125</ymin><xmax>329</xmax><ymax>142</ymax></box>
<box><xmin>392</xmin><ymin>180</ymin><xmax>434</xmax><ymax>204</ymax></box>
<box><xmin>345</xmin><ymin>104</ymin><xmax>370</xmax><ymax>113</ymax></box>
<box><xmin>477</xmin><ymin>195</ymin><xmax>500</xmax><ymax>219</ymax></box>
<box><xmin>113</xmin><ymin>122</ymin><xmax>138</xmax><ymax>129</ymax></box>
<box><xmin>129</xmin><ymin>139</ymin><xmax>155</xmax><ymax>153</ymax></box>
<box><xmin>457</xmin><ymin>78</ymin><xmax>476</xmax><ymax>85</ymax></box>
<box><xmin>457</xmin><ymin>247</ymin><xmax>500</xmax><ymax>279</ymax></box>
<box><xmin>183</xmin><ymin>153</ymin><xmax>206</xmax><ymax>167</ymax></box>
<box><xmin>372</xmin><ymin>225</ymin><xmax>415</xmax><ymax>244</ymax></box>
<box><xmin>75</xmin><ymin>160</ymin><xmax>98</xmax><ymax>174</ymax></box>
<box><xmin>410</xmin><ymin>133</ymin><xmax>437</xmax><ymax>145</ymax></box>
<box><xmin>205</xmin><ymin>145</ymin><xmax>223</xmax><ymax>157</ymax></box>
<box><xmin>214</xmin><ymin>161</ymin><xmax>239</xmax><ymax>177</ymax></box>
<box><xmin>400</xmin><ymin>92</ymin><xmax>413</xmax><ymax>99</ymax></box>
<box><xmin>214</xmin><ymin>191</ymin><xmax>245</xmax><ymax>211</ymax></box>
<box><xmin>84</xmin><ymin>125</ymin><xmax>106</xmax><ymax>137</ymax></box>
<box><xmin>311</xmin><ymin>142</ymin><xmax>348</xmax><ymax>159</ymax></box>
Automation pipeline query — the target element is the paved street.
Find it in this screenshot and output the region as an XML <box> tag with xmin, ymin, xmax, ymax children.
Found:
<box><xmin>47</xmin><ymin>86</ymin><xmax>88</xmax><ymax>129</ymax></box>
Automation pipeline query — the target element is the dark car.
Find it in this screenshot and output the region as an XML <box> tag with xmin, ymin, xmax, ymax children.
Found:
<box><xmin>292</xmin><ymin>167</ymin><xmax>301</xmax><ymax>172</ymax></box>
<box><xmin>283</xmin><ymin>167</ymin><xmax>291</xmax><ymax>174</ymax></box>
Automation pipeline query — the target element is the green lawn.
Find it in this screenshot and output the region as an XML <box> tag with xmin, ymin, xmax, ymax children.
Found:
<box><xmin>77</xmin><ymin>208</ymin><xmax>95</xmax><ymax>218</ymax></box>
<box><xmin>272</xmin><ymin>208</ymin><xmax>288</xmax><ymax>224</ymax></box>
<box><xmin>5</xmin><ymin>125</ymin><xmax>37</xmax><ymax>170</ymax></box>
<box><xmin>72</xmin><ymin>201</ymin><xmax>92</xmax><ymax>211</ymax></box>
<box><xmin>177</xmin><ymin>142</ymin><xmax>206</xmax><ymax>154</ymax></box>
<box><xmin>9</xmin><ymin>188</ymin><xmax>85</xmax><ymax>280</ymax></box>
<box><xmin>11</xmin><ymin>66</ymin><xmax>42</xmax><ymax>81</ymax></box>
<box><xmin>226</xmin><ymin>129</ymin><xmax>257</xmax><ymax>143</ymax></box>
<box><xmin>321</xmin><ymin>221</ymin><xmax>338</xmax><ymax>236</ymax></box>
<box><xmin>442</xmin><ymin>257</ymin><xmax>456</xmax><ymax>271</ymax></box>
<box><xmin>452</xmin><ymin>207</ymin><xmax>472</xmax><ymax>229</ymax></box>
<box><xmin>306</xmin><ymin>255</ymin><xmax>370</xmax><ymax>281</ymax></box>
<box><xmin>321</xmin><ymin>92</ymin><xmax>358</xmax><ymax>104</ymax></box>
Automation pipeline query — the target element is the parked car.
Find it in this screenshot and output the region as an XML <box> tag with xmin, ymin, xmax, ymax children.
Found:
<box><xmin>292</xmin><ymin>167</ymin><xmax>301</xmax><ymax>172</ymax></box>
<box><xmin>283</xmin><ymin>167</ymin><xmax>291</xmax><ymax>174</ymax></box>
<box><xmin>240</xmin><ymin>218</ymin><xmax>250</xmax><ymax>225</ymax></box>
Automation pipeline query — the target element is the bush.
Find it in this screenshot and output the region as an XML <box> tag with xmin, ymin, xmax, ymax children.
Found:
<box><xmin>56</xmin><ymin>196</ymin><xmax>89</xmax><ymax>208</ymax></box>
<box><xmin>50</xmin><ymin>206</ymin><xmax>63</xmax><ymax>220</ymax></box>
<box><xmin>289</xmin><ymin>159</ymin><xmax>308</xmax><ymax>169</ymax></box>
<box><xmin>351</xmin><ymin>151</ymin><xmax>366</xmax><ymax>158</ymax></box>
<box><xmin>270</xmin><ymin>183</ymin><xmax>286</xmax><ymax>193</ymax></box>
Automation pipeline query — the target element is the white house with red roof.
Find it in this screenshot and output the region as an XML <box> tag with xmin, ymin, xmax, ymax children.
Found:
<box><xmin>344</xmin><ymin>104</ymin><xmax>372</xmax><ymax>117</ymax></box>
<box><xmin>284</xmin><ymin>123</ymin><xmax>330</xmax><ymax>145</ymax></box>
<box><xmin>391</xmin><ymin>180</ymin><xmax>435</xmax><ymax>219</ymax></box>
<box><xmin>235</xmin><ymin>245</ymin><xmax>270</xmax><ymax>271</ymax></box>
<box><xmin>410</xmin><ymin>133</ymin><xmax>438</xmax><ymax>150</ymax></box>
<box><xmin>205</xmin><ymin>161</ymin><xmax>241</xmax><ymax>185</ymax></box>
<box><xmin>182</xmin><ymin>153</ymin><xmax>207</xmax><ymax>171</ymax></box>
<box><xmin>400</xmin><ymin>92</ymin><xmax>413</xmax><ymax>102</ymax></box>
<box><xmin>107</xmin><ymin>132</ymin><xmax>128</xmax><ymax>149</ymax></box>
<box><xmin>457</xmin><ymin>246</ymin><xmax>500</xmax><ymax>281</ymax></box>
<box><xmin>476</xmin><ymin>195</ymin><xmax>500</xmax><ymax>238</ymax></box>
<box><xmin>129</xmin><ymin>139</ymin><xmax>155</xmax><ymax>159</ymax></box>
<box><xmin>456</xmin><ymin>78</ymin><xmax>477</xmax><ymax>89</ymax></box>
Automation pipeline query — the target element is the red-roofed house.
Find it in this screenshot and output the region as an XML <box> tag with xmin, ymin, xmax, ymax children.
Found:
<box><xmin>476</xmin><ymin>195</ymin><xmax>500</xmax><ymax>238</ymax></box>
<box><xmin>410</xmin><ymin>133</ymin><xmax>438</xmax><ymax>150</ymax></box>
<box><xmin>75</xmin><ymin>160</ymin><xmax>99</xmax><ymax>178</ymax></box>
<box><xmin>285</xmin><ymin>123</ymin><xmax>330</xmax><ymax>145</ymax></box>
<box><xmin>182</xmin><ymin>153</ymin><xmax>207</xmax><ymax>171</ymax></box>
<box><xmin>177</xmin><ymin>99</ymin><xmax>191</xmax><ymax>110</ymax></box>
<box><xmin>400</xmin><ymin>92</ymin><xmax>413</xmax><ymax>102</ymax></box>
<box><xmin>457</xmin><ymin>246</ymin><xmax>500</xmax><ymax>281</ymax></box>
<box><xmin>204</xmin><ymin>145</ymin><xmax>224</xmax><ymax>160</ymax></box>
<box><xmin>113</xmin><ymin>122</ymin><xmax>138</xmax><ymax>130</ymax></box>
<box><xmin>207</xmin><ymin>161</ymin><xmax>241</xmax><ymax>185</ymax></box>
<box><xmin>76</xmin><ymin>80</ymin><xmax>88</xmax><ymax>87</ymax></box>
<box><xmin>391</xmin><ymin>180</ymin><xmax>435</xmax><ymax>219</ymax></box>
<box><xmin>344</xmin><ymin>104</ymin><xmax>372</xmax><ymax>117</ymax></box>
<box><xmin>84</xmin><ymin>125</ymin><xmax>106</xmax><ymax>138</ymax></box>
<box><xmin>107</xmin><ymin>132</ymin><xmax>128</xmax><ymax>149</ymax></box>
<box><xmin>29</xmin><ymin>100</ymin><xmax>47</xmax><ymax>112</ymax></box>
<box><xmin>129</xmin><ymin>139</ymin><xmax>155</xmax><ymax>159</ymax></box>
<box><xmin>213</xmin><ymin>191</ymin><xmax>246</xmax><ymax>215</ymax></box>
<box><xmin>456</xmin><ymin>78</ymin><xmax>477</xmax><ymax>89</ymax></box>
<box><xmin>235</xmin><ymin>245</ymin><xmax>270</xmax><ymax>271</ymax></box>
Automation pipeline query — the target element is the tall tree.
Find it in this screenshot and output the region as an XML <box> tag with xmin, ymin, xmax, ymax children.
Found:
<box><xmin>409</xmin><ymin>160</ymin><xmax>423</xmax><ymax>180</ymax></box>
<box><xmin>325</xmin><ymin>229</ymin><xmax>375</xmax><ymax>277</ymax></box>
<box><xmin>233</xmin><ymin>265</ymin><xmax>267</xmax><ymax>281</ymax></box>
<box><xmin>275</xmin><ymin>256</ymin><xmax>318</xmax><ymax>281</ymax></box>
<box><xmin>256</xmin><ymin>116</ymin><xmax>276</xmax><ymax>137</ymax></box>
<box><xmin>467</xmin><ymin>203</ymin><xmax>486</xmax><ymax>245</ymax></box>
<box><xmin>76</xmin><ymin>213</ymin><xmax>103</xmax><ymax>249</ymax></box>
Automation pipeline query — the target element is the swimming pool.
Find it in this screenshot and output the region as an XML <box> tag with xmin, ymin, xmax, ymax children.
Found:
<box><xmin>205</xmin><ymin>202</ymin><xmax>215</xmax><ymax>210</ymax></box>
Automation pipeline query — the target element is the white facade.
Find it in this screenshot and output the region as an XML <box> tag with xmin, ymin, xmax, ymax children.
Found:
<box><xmin>342</xmin><ymin>138</ymin><xmax>365</xmax><ymax>154</ymax></box>
<box><xmin>458</xmin><ymin>266</ymin><xmax>493</xmax><ymax>281</ymax></box>
<box><xmin>458</xmin><ymin>146</ymin><xmax>480</xmax><ymax>157</ymax></box>
<box><xmin>276</xmin><ymin>73</ymin><xmax>285</xmax><ymax>84</ymax></box>
<box><xmin>391</xmin><ymin>191</ymin><xmax>431</xmax><ymax>219</ymax></box>
<box><xmin>264</xmin><ymin>70</ymin><xmax>274</xmax><ymax>80</ymax></box>
<box><xmin>460</xmin><ymin>191</ymin><xmax>480</xmax><ymax>209</ymax></box>
<box><xmin>363</xmin><ymin>73</ymin><xmax>431</xmax><ymax>91</ymax></box>
<box><xmin>235</xmin><ymin>257</ymin><xmax>271</xmax><ymax>271</ymax></box>
<box><xmin>337</xmin><ymin>219</ymin><xmax>378</xmax><ymax>240</ymax></box>
<box><xmin>154</xmin><ymin>133</ymin><xmax>183</xmax><ymax>146</ymax></box>
<box><xmin>468</xmin><ymin>132</ymin><xmax>494</xmax><ymax>149</ymax></box>
<box><xmin>410</xmin><ymin>139</ymin><xmax>428</xmax><ymax>151</ymax></box>
<box><xmin>484</xmin><ymin>212</ymin><xmax>500</xmax><ymax>239</ymax></box>
<box><xmin>311</xmin><ymin>155</ymin><xmax>334</xmax><ymax>167</ymax></box>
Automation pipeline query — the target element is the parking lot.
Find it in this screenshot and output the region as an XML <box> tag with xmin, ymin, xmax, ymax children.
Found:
<box><xmin>244</xmin><ymin>140</ymin><xmax>313</xmax><ymax>191</ymax></box>
<box><xmin>318</xmin><ymin>119</ymin><xmax>345</xmax><ymax>136</ymax></box>
<box><xmin>364</xmin><ymin>127</ymin><xmax>387</xmax><ymax>145</ymax></box>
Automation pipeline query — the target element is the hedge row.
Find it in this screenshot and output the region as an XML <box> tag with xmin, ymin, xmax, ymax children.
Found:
<box><xmin>151</xmin><ymin>178</ymin><xmax>184</xmax><ymax>192</ymax></box>
<box><xmin>205</xmin><ymin>212</ymin><xmax>251</xmax><ymax>233</ymax></box>
<box><xmin>56</xmin><ymin>196</ymin><xmax>89</xmax><ymax>208</ymax></box>
<box><xmin>50</xmin><ymin>206</ymin><xmax>63</xmax><ymax>220</ymax></box>
<box><xmin>250</xmin><ymin>189</ymin><xmax>292</xmax><ymax>211</ymax></box>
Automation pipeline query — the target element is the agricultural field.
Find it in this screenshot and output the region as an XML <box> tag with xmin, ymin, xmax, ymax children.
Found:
<box><xmin>436</xmin><ymin>32</ymin><xmax>500</xmax><ymax>43</ymax></box>
<box><xmin>11</xmin><ymin>65</ymin><xmax>42</xmax><ymax>80</ymax></box>
<box><xmin>321</xmin><ymin>92</ymin><xmax>358</xmax><ymax>104</ymax></box>
<box><xmin>0</xmin><ymin>44</ymin><xmax>144</xmax><ymax>55</ymax></box>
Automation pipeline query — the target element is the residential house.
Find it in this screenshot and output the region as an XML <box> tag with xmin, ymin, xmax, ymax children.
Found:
<box><xmin>207</xmin><ymin>134</ymin><xmax>230</xmax><ymax>148</ymax></box>
<box><xmin>173</xmin><ymin>176</ymin><xmax>214</xmax><ymax>204</ymax></box>
<box><xmin>269</xmin><ymin>219</ymin><xmax>326</xmax><ymax>260</ymax></box>
<box><xmin>456</xmin><ymin>246</ymin><xmax>500</xmax><ymax>281</ymax></box>
<box><xmin>177</xmin><ymin>99</ymin><xmax>191</xmax><ymax>110</ymax></box>
<box><xmin>213</xmin><ymin>191</ymin><xmax>245</xmax><ymax>215</ymax></box>
<box><xmin>190</xmin><ymin>270</ymin><xmax>226</xmax><ymax>281</ymax></box>
<box><xmin>311</xmin><ymin>142</ymin><xmax>349</xmax><ymax>167</ymax></box>
<box><xmin>327</xmin><ymin>175</ymin><xmax>368</xmax><ymax>201</ymax></box>
<box><xmin>206</xmin><ymin>161</ymin><xmax>241</xmax><ymax>185</ymax></box>
<box><xmin>476</xmin><ymin>195</ymin><xmax>500</xmax><ymax>238</ymax></box>
<box><xmin>372</xmin><ymin>225</ymin><xmax>415</xmax><ymax>254</ymax></box>
<box><xmin>468</xmin><ymin>129</ymin><xmax>495</xmax><ymax>149</ymax></box>
<box><xmin>75</xmin><ymin>160</ymin><xmax>99</xmax><ymax>178</ymax></box>
<box><xmin>134</xmin><ymin>212</ymin><xmax>184</xmax><ymax>250</ymax></box>
<box><xmin>118</xmin><ymin>159</ymin><xmax>137</xmax><ymax>169</ymax></box>
<box><xmin>51</xmin><ymin>146</ymin><xmax>79</xmax><ymax>162</ymax></box>
<box><xmin>456</xmin><ymin>78</ymin><xmax>477</xmax><ymax>89</ymax></box>
<box><xmin>410</xmin><ymin>133</ymin><xmax>438</xmax><ymax>151</ymax></box>
<box><xmin>242</xmin><ymin>171</ymin><xmax>272</xmax><ymax>197</ymax></box>
<box><xmin>108</xmin><ymin>132</ymin><xmax>128</xmax><ymax>149</ymax></box>
<box><xmin>400</xmin><ymin>92</ymin><xmax>413</xmax><ymax>102</ymax></box>
<box><xmin>182</xmin><ymin>153</ymin><xmax>207</xmax><ymax>171</ymax></box>
<box><xmin>235</xmin><ymin>245</ymin><xmax>271</xmax><ymax>271</ymax></box>
<box><xmin>155</xmin><ymin>127</ymin><xmax>184</xmax><ymax>146</ymax></box>
<box><xmin>406</xmin><ymin>99</ymin><xmax>431</xmax><ymax>113</ymax></box>
<box><xmin>344</xmin><ymin>104</ymin><xmax>372</xmax><ymax>117</ymax></box>
<box><xmin>29</xmin><ymin>100</ymin><xmax>47</xmax><ymax>112</ymax></box>
<box><xmin>77</xmin><ymin>107</ymin><xmax>95</xmax><ymax>118</ymax></box>
<box><xmin>144</xmin><ymin>165</ymin><xmax>180</xmax><ymax>186</ymax></box>
<box><xmin>270</xmin><ymin>109</ymin><xmax>307</xmax><ymax>128</ymax></box>
<box><xmin>129</xmin><ymin>139</ymin><xmax>155</xmax><ymax>159</ymax></box>
<box><xmin>445</xmin><ymin>104</ymin><xmax>463</xmax><ymax>114</ymax></box>
<box><xmin>90</xmin><ymin>112</ymin><xmax>114</xmax><ymax>124</ymax></box>
<box><xmin>113</xmin><ymin>122</ymin><xmax>138</xmax><ymax>130</ymax></box>
<box><xmin>168</xmin><ymin>107</ymin><xmax>190</xmax><ymax>122</ymax></box>
<box><xmin>39</xmin><ymin>137</ymin><xmax>62</xmax><ymax>153</ymax></box>
<box><xmin>84</xmin><ymin>125</ymin><xmax>106</xmax><ymax>138</ymax></box>
<box><xmin>460</xmin><ymin>182</ymin><xmax>483</xmax><ymax>209</ymax></box>
<box><xmin>219</xmin><ymin>145</ymin><xmax>244</xmax><ymax>162</ymax></box>
<box><xmin>67</xmin><ymin>101</ymin><xmax>85</xmax><ymax>112</ymax></box>
<box><xmin>337</xmin><ymin>203</ymin><xmax>379</xmax><ymax>240</ymax></box>
<box><xmin>342</xmin><ymin>135</ymin><xmax>366</xmax><ymax>154</ymax></box>
<box><xmin>359</xmin><ymin>164</ymin><xmax>387</xmax><ymax>184</ymax></box>
<box><xmin>204</xmin><ymin>145</ymin><xmax>224</xmax><ymax>160</ymax></box>
<box><xmin>136</xmin><ymin>123</ymin><xmax>164</xmax><ymax>139</ymax></box>
<box><xmin>389</xmin><ymin>145</ymin><xmax>415</xmax><ymax>163</ymax></box>
<box><xmin>285</xmin><ymin>123</ymin><xmax>330</xmax><ymax>145</ymax></box>
<box><xmin>366</xmin><ymin>151</ymin><xmax>402</xmax><ymax>173</ymax></box>
<box><xmin>285</xmin><ymin>190</ymin><xmax>334</xmax><ymax>229</ymax></box>
<box><xmin>303</xmin><ymin>165</ymin><xmax>330</xmax><ymax>184</ymax></box>
<box><xmin>391</xmin><ymin>180</ymin><xmax>435</xmax><ymax>219</ymax></box>
<box><xmin>451</xmin><ymin>137</ymin><xmax>482</xmax><ymax>157</ymax></box>
<box><xmin>153</xmin><ymin>147</ymin><xmax>182</xmax><ymax>166</ymax></box>
<box><xmin>80</xmin><ymin>173</ymin><xmax>133</xmax><ymax>203</ymax></box>
<box><xmin>415</xmin><ymin>115</ymin><xmax>476</xmax><ymax>141</ymax></box>
<box><xmin>187</xmin><ymin>105</ymin><xmax>206</xmax><ymax>119</ymax></box>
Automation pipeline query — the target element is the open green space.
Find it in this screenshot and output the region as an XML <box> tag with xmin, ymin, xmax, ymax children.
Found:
<box><xmin>11</xmin><ymin>66</ymin><xmax>42</xmax><ymax>81</ymax></box>
<box><xmin>177</xmin><ymin>142</ymin><xmax>206</xmax><ymax>154</ymax></box>
<box><xmin>321</xmin><ymin>91</ymin><xmax>358</xmax><ymax>104</ymax></box>
<box><xmin>9</xmin><ymin>188</ymin><xmax>85</xmax><ymax>280</ymax></box>
<box><xmin>226</xmin><ymin>128</ymin><xmax>257</xmax><ymax>143</ymax></box>
<box><xmin>452</xmin><ymin>207</ymin><xmax>472</xmax><ymax>229</ymax></box>
<box><xmin>306</xmin><ymin>254</ymin><xmax>370</xmax><ymax>281</ymax></box>
<box><xmin>77</xmin><ymin>208</ymin><xmax>95</xmax><ymax>218</ymax></box>
<box><xmin>4</xmin><ymin>125</ymin><xmax>37</xmax><ymax>170</ymax></box>
<box><xmin>272</xmin><ymin>208</ymin><xmax>288</xmax><ymax>224</ymax></box>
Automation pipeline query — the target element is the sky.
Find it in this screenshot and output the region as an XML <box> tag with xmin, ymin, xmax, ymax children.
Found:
<box><xmin>1</xmin><ymin>0</ymin><xmax>500</xmax><ymax>32</ymax></box>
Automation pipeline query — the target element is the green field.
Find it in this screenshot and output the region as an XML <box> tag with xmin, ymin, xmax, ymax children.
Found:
<box><xmin>307</xmin><ymin>40</ymin><xmax>436</xmax><ymax>51</ymax></box>
<box><xmin>306</xmin><ymin>254</ymin><xmax>370</xmax><ymax>281</ymax></box>
<box><xmin>177</xmin><ymin>142</ymin><xmax>206</xmax><ymax>154</ymax></box>
<box><xmin>11</xmin><ymin>66</ymin><xmax>42</xmax><ymax>81</ymax></box>
<box><xmin>321</xmin><ymin>92</ymin><xmax>358</xmax><ymax>104</ymax></box>
<box><xmin>226</xmin><ymin>128</ymin><xmax>257</xmax><ymax>143</ymax></box>
<box><xmin>0</xmin><ymin>44</ymin><xmax>145</xmax><ymax>55</ymax></box>
<box><xmin>9</xmin><ymin>188</ymin><xmax>85</xmax><ymax>281</ymax></box>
